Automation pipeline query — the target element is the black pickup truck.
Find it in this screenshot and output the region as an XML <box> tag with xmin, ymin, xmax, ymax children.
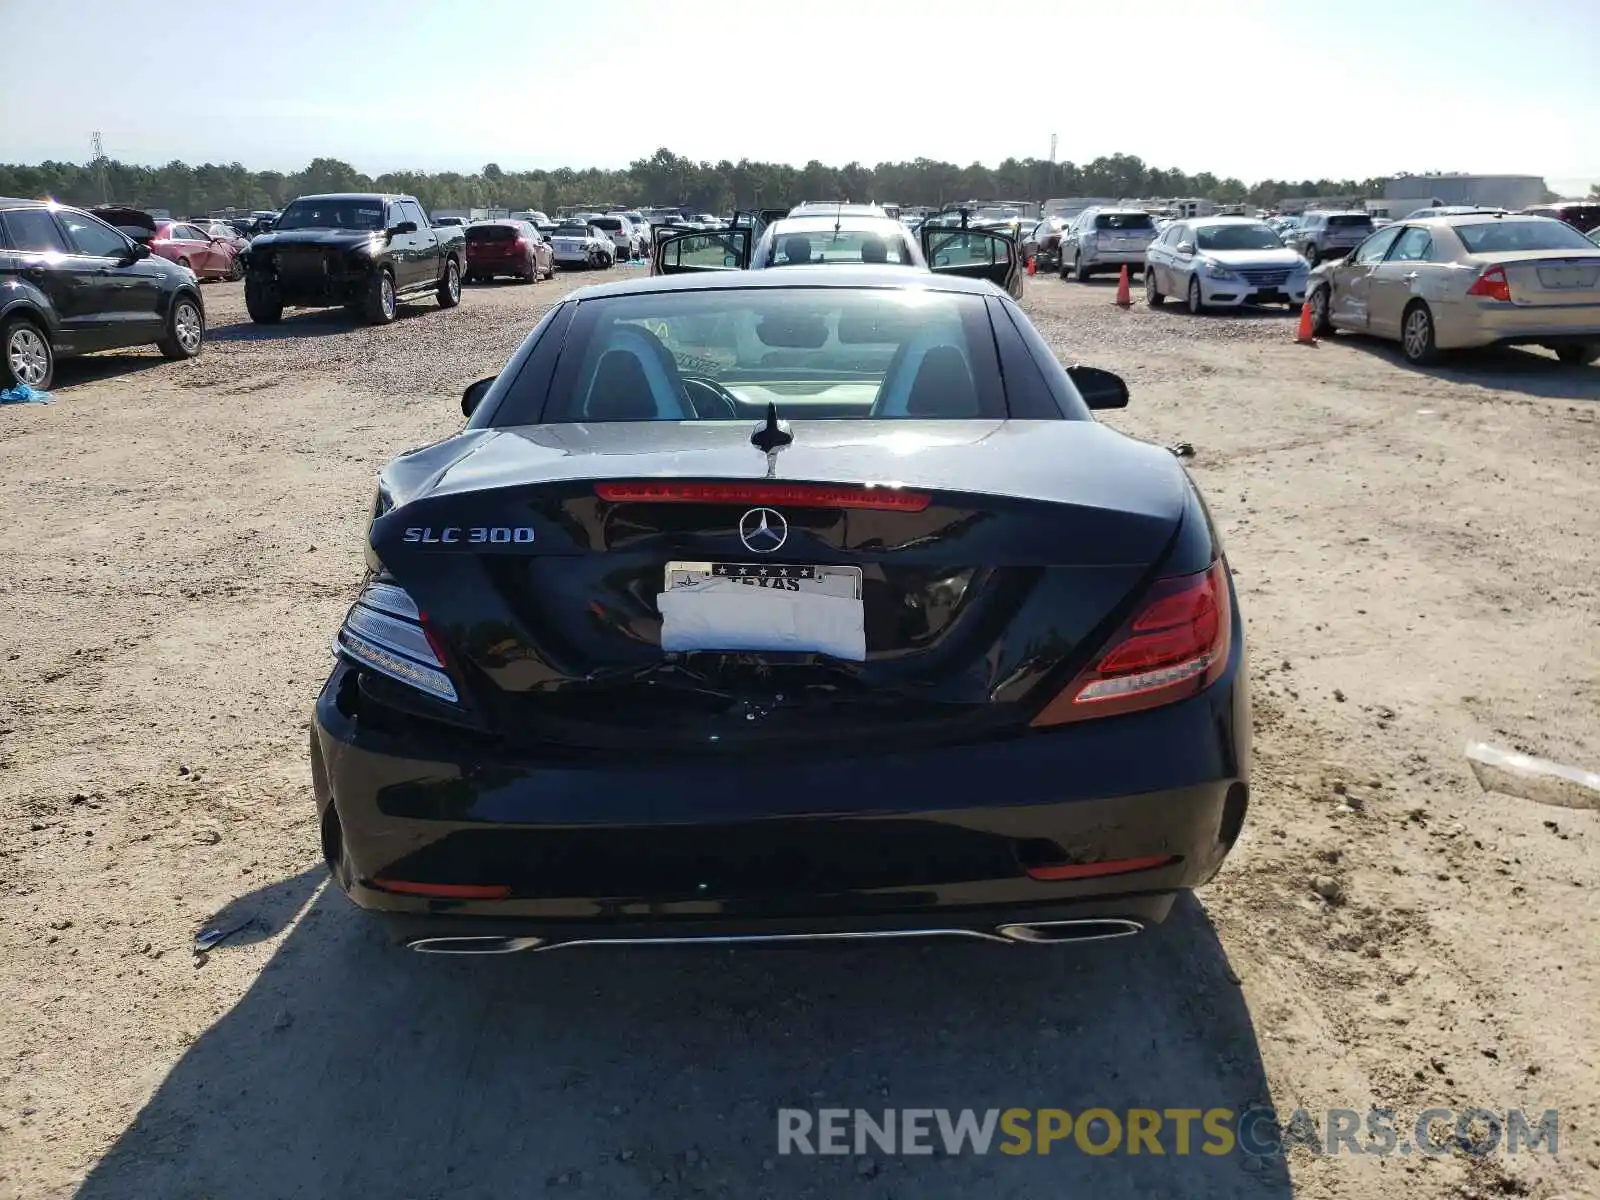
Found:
<box><xmin>242</xmin><ymin>193</ymin><xmax>465</xmax><ymax>325</ymax></box>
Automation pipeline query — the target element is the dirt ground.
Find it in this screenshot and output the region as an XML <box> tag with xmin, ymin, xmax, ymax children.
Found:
<box><xmin>2</xmin><ymin>266</ymin><xmax>1597</xmax><ymax>1200</ymax></box>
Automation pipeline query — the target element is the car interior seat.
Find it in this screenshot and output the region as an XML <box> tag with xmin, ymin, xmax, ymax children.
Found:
<box><xmin>583</xmin><ymin>325</ymin><xmax>692</xmax><ymax>419</ymax></box>
<box><xmin>871</xmin><ymin>331</ymin><xmax>980</xmax><ymax>418</ymax></box>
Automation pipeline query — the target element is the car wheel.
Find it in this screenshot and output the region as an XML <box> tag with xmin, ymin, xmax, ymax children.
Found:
<box><xmin>1058</xmin><ymin>253</ymin><xmax>1070</xmax><ymax>280</ymax></box>
<box><xmin>1308</xmin><ymin>285</ymin><xmax>1333</xmax><ymax>335</ymax></box>
<box><xmin>1</xmin><ymin>314</ymin><xmax>54</xmax><ymax>391</ymax></box>
<box><xmin>363</xmin><ymin>269</ymin><xmax>398</xmax><ymax>325</ymax></box>
<box><xmin>157</xmin><ymin>295</ymin><xmax>204</xmax><ymax>361</ymax></box>
<box><xmin>523</xmin><ymin>255</ymin><xmax>537</xmax><ymax>283</ymax></box>
<box><xmin>436</xmin><ymin>258</ymin><xmax>461</xmax><ymax>308</ymax></box>
<box><xmin>1145</xmin><ymin>268</ymin><xmax>1164</xmax><ymax>307</ymax></box>
<box><xmin>1073</xmin><ymin>251</ymin><xmax>1089</xmax><ymax>282</ymax></box>
<box><xmin>243</xmin><ymin>277</ymin><xmax>283</xmax><ymax>324</ymax></box>
<box><xmin>177</xmin><ymin>257</ymin><xmax>191</xmax><ymax>272</ymax></box>
<box><xmin>1401</xmin><ymin>301</ymin><xmax>1440</xmax><ymax>365</ymax></box>
<box><xmin>227</xmin><ymin>255</ymin><xmax>245</xmax><ymax>282</ymax></box>
<box><xmin>1304</xmin><ymin>244</ymin><xmax>1320</xmax><ymax>267</ymax></box>
<box><xmin>1186</xmin><ymin>275</ymin><xmax>1206</xmax><ymax>315</ymax></box>
<box><xmin>1554</xmin><ymin>344</ymin><xmax>1599</xmax><ymax>366</ymax></box>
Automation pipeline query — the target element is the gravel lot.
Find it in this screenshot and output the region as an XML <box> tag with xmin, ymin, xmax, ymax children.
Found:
<box><xmin>2</xmin><ymin>268</ymin><xmax>1598</xmax><ymax>1200</ymax></box>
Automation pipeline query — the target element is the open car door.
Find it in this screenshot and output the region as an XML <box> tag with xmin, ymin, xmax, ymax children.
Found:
<box><xmin>921</xmin><ymin>224</ymin><xmax>1023</xmax><ymax>299</ymax></box>
<box><xmin>651</xmin><ymin>228</ymin><xmax>751</xmax><ymax>276</ymax></box>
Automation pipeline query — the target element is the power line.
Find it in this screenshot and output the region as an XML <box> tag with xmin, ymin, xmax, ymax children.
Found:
<box><xmin>91</xmin><ymin>131</ymin><xmax>109</xmax><ymax>203</ymax></box>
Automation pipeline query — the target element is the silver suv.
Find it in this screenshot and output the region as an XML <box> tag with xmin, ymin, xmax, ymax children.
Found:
<box><xmin>1059</xmin><ymin>207</ymin><xmax>1158</xmax><ymax>281</ymax></box>
<box><xmin>1296</xmin><ymin>211</ymin><xmax>1375</xmax><ymax>265</ymax></box>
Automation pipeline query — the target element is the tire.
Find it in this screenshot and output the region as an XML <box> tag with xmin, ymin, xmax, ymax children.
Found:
<box><xmin>522</xmin><ymin>253</ymin><xmax>537</xmax><ymax>284</ymax></box>
<box><xmin>1554</xmin><ymin>344</ymin><xmax>1599</xmax><ymax>366</ymax></box>
<box><xmin>227</xmin><ymin>255</ymin><xmax>245</xmax><ymax>282</ymax></box>
<box><xmin>1073</xmin><ymin>251</ymin><xmax>1089</xmax><ymax>282</ymax></box>
<box><xmin>1308</xmin><ymin>285</ymin><xmax>1334</xmax><ymax>335</ymax></box>
<box><xmin>363</xmin><ymin>269</ymin><xmax>398</xmax><ymax>325</ymax></box>
<box><xmin>1304</xmin><ymin>244</ymin><xmax>1320</xmax><ymax>267</ymax></box>
<box><xmin>177</xmin><ymin>257</ymin><xmax>192</xmax><ymax>272</ymax></box>
<box><xmin>1058</xmin><ymin>254</ymin><xmax>1070</xmax><ymax>280</ymax></box>
<box><xmin>244</xmin><ymin>276</ymin><xmax>283</xmax><ymax>324</ymax></box>
<box><xmin>543</xmin><ymin>260</ymin><xmax>555</xmax><ymax>281</ymax></box>
<box><xmin>1</xmin><ymin>314</ymin><xmax>54</xmax><ymax>391</ymax></box>
<box><xmin>436</xmin><ymin>257</ymin><xmax>461</xmax><ymax>308</ymax></box>
<box><xmin>1400</xmin><ymin>301</ymin><xmax>1440</xmax><ymax>365</ymax></box>
<box><xmin>1186</xmin><ymin>275</ymin><xmax>1206</xmax><ymax>316</ymax></box>
<box><xmin>157</xmin><ymin>294</ymin><xmax>204</xmax><ymax>361</ymax></box>
<box><xmin>1145</xmin><ymin>268</ymin><xmax>1164</xmax><ymax>307</ymax></box>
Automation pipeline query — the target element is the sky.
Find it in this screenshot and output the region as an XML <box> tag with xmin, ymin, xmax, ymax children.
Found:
<box><xmin>2</xmin><ymin>0</ymin><xmax>1596</xmax><ymax>194</ymax></box>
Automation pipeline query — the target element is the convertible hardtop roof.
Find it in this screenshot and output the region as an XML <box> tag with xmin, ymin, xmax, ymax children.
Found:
<box><xmin>565</xmin><ymin>265</ymin><xmax>1003</xmax><ymax>303</ymax></box>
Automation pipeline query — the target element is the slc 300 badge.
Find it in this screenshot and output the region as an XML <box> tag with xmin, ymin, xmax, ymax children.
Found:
<box><xmin>403</xmin><ymin>526</ymin><xmax>535</xmax><ymax>545</ymax></box>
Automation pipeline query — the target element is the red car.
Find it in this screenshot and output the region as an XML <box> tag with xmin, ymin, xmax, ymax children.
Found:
<box><xmin>151</xmin><ymin>219</ymin><xmax>242</xmax><ymax>280</ymax></box>
<box><xmin>464</xmin><ymin>220</ymin><xmax>554</xmax><ymax>284</ymax></box>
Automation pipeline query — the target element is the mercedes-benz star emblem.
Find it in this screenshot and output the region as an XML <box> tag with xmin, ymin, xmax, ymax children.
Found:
<box><xmin>738</xmin><ymin>507</ymin><xmax>788</xmax><ymax>553</ymax></box>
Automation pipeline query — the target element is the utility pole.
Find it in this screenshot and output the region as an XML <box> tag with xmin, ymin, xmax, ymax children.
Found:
<box><xmin>91</xmin><ymin>131</ymin><xmax>110</xmax><ymax>204</ymax></box>
<box><xmin>1049</xmin><ymin>133</ymin><xmax>1057</xmax><ymax>164</ymax></box>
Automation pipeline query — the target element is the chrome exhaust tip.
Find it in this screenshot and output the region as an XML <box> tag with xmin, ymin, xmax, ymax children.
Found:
<box><xmin>994</xmin><ymin>919</ymin><xmax>1144</xmax><ymax>944</ymax></box>
<box><xmin>407</xmin><ymin>935</ymin><xmax>544</xmax><ymax>954</ymax></box>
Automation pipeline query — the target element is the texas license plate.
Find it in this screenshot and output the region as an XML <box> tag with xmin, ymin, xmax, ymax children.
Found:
<box><xmin>658</xmin><ymin>562</ymin><xmax>865</xmax><ymax>660</ymax></box>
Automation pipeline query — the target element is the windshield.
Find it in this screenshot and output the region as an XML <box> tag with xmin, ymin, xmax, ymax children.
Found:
<box><xmin>1327</xmin><ymin>214</ymin><xmax>1373</xmax><ymax>228</ymax></box>
<box><xmin>1196</xmin><ymin>223</ymin><xmax>1285</xmax><ymax>251</ymax></box>
<box><xmin>553</xmin><ymin>224</ymin><xmax>589</xmax><ymax>236</ymax></box>
<box><xmin>1094</xmin><ymin>212</ymin><xmax>1154</xmax><ymax>231</ymax></box>
<box><xmin>766</xmin><ymin>228</ymin><xmax>912</xmax><ymax>266</ymax></box>
<box><xmin>1453</xmin><ymin>219</ymin><xmax>1599</xmax><ymax>254</ymax></box>
<box><xmin>532</xmin><ymin>290</ymin><xmax>1005</xmax><ymax>422</ymax></box>
<box><xmin>466</xmin><ymin>224</ymin><xmax>518</xmax><ymax>242</ymax></box>
<box><xmin>275</xmin><ymin>199</ymin><xmax>386</xmax><ymax>231</ymax></box>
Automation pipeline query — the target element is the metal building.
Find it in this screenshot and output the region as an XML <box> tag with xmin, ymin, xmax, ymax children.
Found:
<box><xmin>1383</xmin><ymin>174</ymin><xmax>1547</xmax><ymax>212</ymax></box>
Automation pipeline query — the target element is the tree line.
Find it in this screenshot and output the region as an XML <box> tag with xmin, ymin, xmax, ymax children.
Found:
<box><xmin>0</xmin><ymin>148</ymin><xmax>1419</xmax><ymax>218</ymax></box>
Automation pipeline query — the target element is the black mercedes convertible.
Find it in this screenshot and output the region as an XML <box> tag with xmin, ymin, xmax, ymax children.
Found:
<box><xmin>310</xmin><ymin>265</ymin><xmax>1250</xmax><ymax>954</ymax></box>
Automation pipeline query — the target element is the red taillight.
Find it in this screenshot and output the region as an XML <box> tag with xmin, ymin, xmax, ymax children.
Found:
<box><xmin>513</xmin><ymin>237</ymin><xmax>528</xmax><ymax>250</ymax></box>
<box><xmin>1030</xmin><ymin>558</ymin><xmax>1231</xmax><ymax>726</ymax></box>
<box><xmin>594</xmin><ymin>481</ymin><xmax>932</xmax><ymax>512</ymax></box>
<box><xmin>1023</xmin><ymin>854</ymin><xmax>1179</xmax><ymax>882</ymax></box>
<box><xmin>1466</xmin><ymin>265</ymin><xmax>1512</xmax><ymax>302</ymax></box>
<box><xmin>371</xmin><ymin>879</ymin><xmax>512</xmax><ymax>900</ymax></box>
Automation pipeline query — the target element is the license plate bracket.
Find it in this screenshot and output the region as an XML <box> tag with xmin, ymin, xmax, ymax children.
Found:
<box><xmin>659</xmin><ymin>561</ymin><xmax>866</xmax><ymax>660</ymax></box>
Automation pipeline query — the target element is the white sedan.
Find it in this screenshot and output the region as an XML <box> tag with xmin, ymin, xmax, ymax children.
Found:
<box><xmin>548</xmin><ymin>224</ymin><xmax>614</xmax><ymax>269</ymax></box>
<box><xmin>1144</xmin><ymin>217</ymin><xmax>1312</xmax><ymax>314</ymax></box>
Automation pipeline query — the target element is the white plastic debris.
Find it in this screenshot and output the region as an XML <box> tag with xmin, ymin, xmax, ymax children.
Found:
<box><xmin>1466</xmin><ymin>742</ymin><xmax>1600</xmax><ymax>811</ymax></box>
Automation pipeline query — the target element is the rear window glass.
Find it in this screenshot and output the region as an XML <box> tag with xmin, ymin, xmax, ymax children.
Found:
<box><xmin>1327</xmin><ymin>214</ymin><xmax>1373</xmax><ymax>228</ymax></box>
<box><xmin>1095</xmin><ymin>212</ymin><xmax>1155</xmax><ymax>230</ymax></box>
<box><xmin>591</xmin><ymin>218</ymin><xmax>623</xmax><ymax>230</ymax></box>
<box><xmin>1453</xmin><ymin>219</ymin><xmax>1598</xmax><ymax>254</ymax></box>
<box><xmin>525</xmin><ymin>290</ymin><xmax>1006</xmax><ymax>423</ymax></box>
<box><xmin>766</xmin><ymin>229</ymin><xmax>911</xmax><ymax>266</ymax></box>
<box><xmin>467</xmin><ymin>225</ymin><xmax>518</xmax><ymax>242</ymax></box>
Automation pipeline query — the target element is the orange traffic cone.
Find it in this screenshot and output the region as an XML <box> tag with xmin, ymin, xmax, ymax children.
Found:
<box><xmin>1295</xmin><ymin>300</ymin><xmax>1317</xmax><ymax>345</ymax></box>
<box><xmin>1026</xmin><ymin>256</ymin><xmax>1036</xmax><ymax>276</ymax></box>
<box><xmin>1113</xmin><ymin>264</ymin><xmax>1132</xmax><ymax>307</ymax></box>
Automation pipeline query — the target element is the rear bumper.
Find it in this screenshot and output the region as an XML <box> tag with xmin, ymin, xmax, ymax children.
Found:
<box><xmin>1081</xmin><ymin>247</ymin><xmax>1150</xmax><ymax>269</ymax></box>
<box><xmin>1433</xmin><ymin>298</ymin><xmax>1600</xmax><ymax>350</ymax></box>
<box><xmin>310</xmin><ymin>636</ymin><xmax>1250</xmax><ymax>945</ymax></box>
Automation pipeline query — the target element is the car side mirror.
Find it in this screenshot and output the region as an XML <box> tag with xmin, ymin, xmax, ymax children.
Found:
<box><xmin>1067</xmin><ymin>364</ymin><xmax>1130</xmax><ymax>410</ymax></box>
<box><xmin>389</xmin><ymin>221</ymin><xmax>418</xmax><ymax>236</ymax></box>
<box><xmin>126</xmin><ymin>242</ymin><xmax>151</xmax><ymax>261</ymax></box>
<box><xmin>1176</xmin><ymin>242</ymin><xmax>1195</xmax><ymax>256</ymax></box>
<box><xmin>461</xmin><ymin>376</ymin><xmax>495</xmax><ymax>419</ymax></box>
